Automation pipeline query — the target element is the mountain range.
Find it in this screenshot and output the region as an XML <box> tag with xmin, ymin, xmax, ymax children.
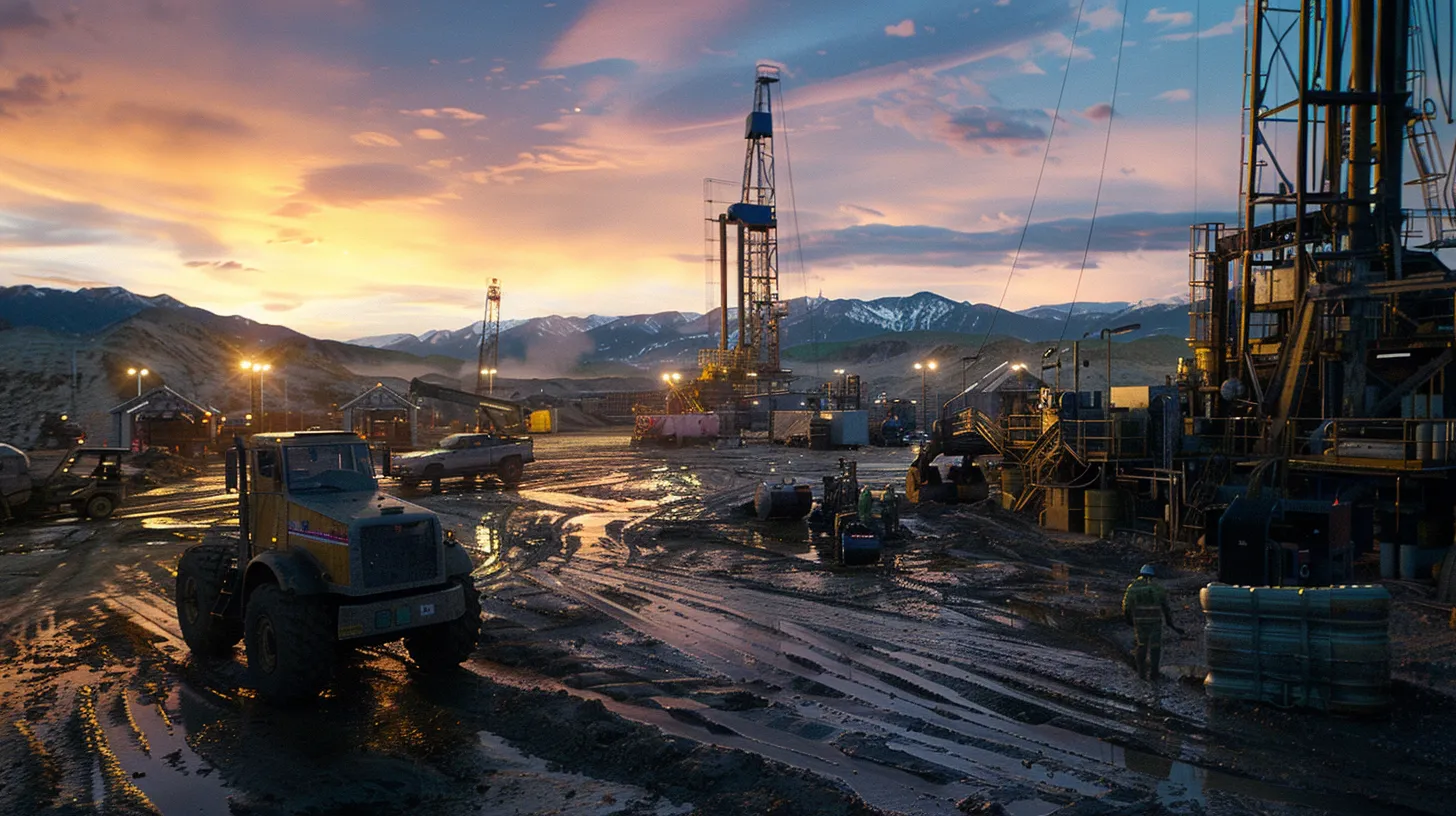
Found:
<box><xmin>0</xmin><ymin>284</ymin><xmax>1190</xmax><ymax>445</ymax></box>
<box><xmin>342</xmin><ymin>292</ymin><xmax>1188</xmax><ymax>367</ymax></box>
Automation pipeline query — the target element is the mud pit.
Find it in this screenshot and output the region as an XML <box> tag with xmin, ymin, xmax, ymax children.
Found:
<box><xmin>2</xmin><ymin>432</ymin><xmax>1454</xmax><ymax>815</ymax></box>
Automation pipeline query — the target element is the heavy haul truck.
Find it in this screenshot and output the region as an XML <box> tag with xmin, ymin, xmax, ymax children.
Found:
<box><xmin>174</xmin><ymin>431</ymin><xmax>480</xmax><ymax>703</ymax></box>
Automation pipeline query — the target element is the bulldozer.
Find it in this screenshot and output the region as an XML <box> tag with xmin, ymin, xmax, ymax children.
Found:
<box><xmin>174</xmin><ymin>431</ymin><xmax>480</xmax><ymax>703</ymax></box>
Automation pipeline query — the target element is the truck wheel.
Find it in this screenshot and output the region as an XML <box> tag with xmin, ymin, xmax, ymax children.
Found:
<box><xmin>424</xmin><ymin>464</ymin><xmax>444</xmax><ymax>494</ymax></box>
<box><xmin>83</xmin><ymin>494</ymin><xmax>116</xmax><ymax>520</ymax></box>
<box><xmin>245</xmin><ymin>584</ymin><xmax>335</xmax><ymax>704</ymax></box>
<box><xmin>496</xmin><ymin>456</ymin><xmax>524</xmax><ymax>487</ymax></box>
<box><xmin>404</xmin><ymin>578</ymin><xmax>482</xmax><ymax>672</ymax></box>
<box><xmin>176</xmin><ymin>543</ymin><xmax>242</xmax><ymax>657</ymax></box>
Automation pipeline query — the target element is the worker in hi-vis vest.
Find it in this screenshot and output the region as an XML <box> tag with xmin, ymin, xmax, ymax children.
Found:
<box><xmin>1122</xmin><ymin>564</ymin><xmax>1183</xmax><ymax>681</ymax></box>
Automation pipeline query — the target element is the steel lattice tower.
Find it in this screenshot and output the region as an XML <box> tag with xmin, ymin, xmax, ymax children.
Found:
<box><xmin>728</xmin><ymin>64</ymin><xmax>783</xmax><ymax>374</ymax></box>
<box><xmin>475</xmin><ymin>278</ymin><xmax>501</xmax><ymax>395</ymax></box>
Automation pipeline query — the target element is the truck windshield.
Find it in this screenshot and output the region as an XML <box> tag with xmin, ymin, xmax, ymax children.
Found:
<box><xmin>283</xmin><ymin>444</ymin><xmax>377</xmax><ymax>493</ymax></box>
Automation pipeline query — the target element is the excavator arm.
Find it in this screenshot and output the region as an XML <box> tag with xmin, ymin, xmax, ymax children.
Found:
<box><xmin>408</xmin><ymin>378</ymin><xmax>529</xmax><ymax>434</ymax></box>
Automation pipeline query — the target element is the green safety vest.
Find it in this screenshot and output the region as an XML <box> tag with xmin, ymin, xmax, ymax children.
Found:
<box><xmin>1122</xmin><ymin>578</ymin><xmax>1166</xmax><ymax>625</ymax></box>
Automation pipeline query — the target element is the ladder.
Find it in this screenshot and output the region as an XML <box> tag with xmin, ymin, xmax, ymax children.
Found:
<box><xmin>1405</xmin><ymin>101</ymin><xmax>1456</xmax><ymax>247</ymax></box>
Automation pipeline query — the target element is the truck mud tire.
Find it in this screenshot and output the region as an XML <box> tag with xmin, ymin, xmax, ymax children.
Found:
<box><xmin>83</xmin><ymin>493</ymin><xmax>116</xmax><ymax>520</ymax></box>
<box><xmin>496</xmin><ymin>456</ymin><xmax>524</xmax><ymax>487</ymax></box>
<box><xmin>404</xmin><ymin>578</ymin><xmax>482</xmax><ymax>673</ymax></box>
<box><xmin>176</xmin><ymin>543</ymin><xmax>242</xmax><ymax>658</ymax></box>
<box><xmin>245</xmin><ymin>584</ymin><xmax>335</xmax><ymax>704</ymax></box>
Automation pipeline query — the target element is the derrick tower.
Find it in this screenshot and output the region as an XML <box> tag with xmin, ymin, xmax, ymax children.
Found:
<box><xmin>1189</xmin><ymin>0</ymin><xmax>1456</xmax><ymax>435</ymax></box>
<box><xmin>475</xmin><ymin>278</ymin><xmax>501</xmax><ymax>395</ymax></box>
<box><xmin>731</xmin><ymin>64</ymin><xmax>784</xmax><ymax>374</ymax></box>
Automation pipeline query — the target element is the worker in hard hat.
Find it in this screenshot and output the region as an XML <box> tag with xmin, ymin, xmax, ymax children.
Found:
<box><xmin>1121</xmin><ymin>564</ymin><xmax>1183</xmax><ymax>681</ymax></box>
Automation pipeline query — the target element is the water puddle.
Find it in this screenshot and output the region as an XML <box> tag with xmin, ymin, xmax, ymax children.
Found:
<box><xmin>105</xmin><ymin>687</ymin><xmax>235</xmax><ymax>815</ymax></box>
<box><xmin>140</xmin><ymin>516</ymin><xmax>213</xmax><ymax>530</ymax></box>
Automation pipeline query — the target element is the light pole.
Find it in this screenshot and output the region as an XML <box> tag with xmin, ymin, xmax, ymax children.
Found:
<box><xmin>661</xmin><ymin>372</ymin><xmax>682</xmax><ymax>412</ymax></box>
<box><xmin>959</xmin><ymin>355</ymin><xmax>978</xmax><ymax>392</ymax></box>
<box><xmin>914</xmin><ymin>360</ymin><xmax>937</xmax><ymax>432</ymax></box>
<box><xmin>126</xmin><ymin>367</ymin><xmax>150</xmax><ymax>396</ymax></box>
<box><xmin>1097</xmin><ymin>323</ymin><xmax>1140</xmax><ymax>410</ymax></box>
<box><xmin>480</xmin><ymin>368</ymin><xmax>498</xmax><ymax>396</ymax></box>
<box><xmin>240</xmin><ymin>360</ymin><xmax>272</xmax><ymax>430</ymax></box>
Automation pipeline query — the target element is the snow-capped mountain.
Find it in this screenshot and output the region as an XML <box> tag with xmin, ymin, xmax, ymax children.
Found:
<box><xmin>0</xmin><ymin>285</ymin><xmax>186</xmax><ymax>334</ymax></box>
<box><xmin>352</xmin><ymin>290</ymin><xmax>1189</xmax><ymax>367</ymax></box>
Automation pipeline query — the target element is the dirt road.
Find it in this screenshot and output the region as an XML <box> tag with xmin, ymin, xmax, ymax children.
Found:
<box><xmin>1</xmin><ymin>433</ymin><xmax>1453</xmax><ymax>815</ymax></box>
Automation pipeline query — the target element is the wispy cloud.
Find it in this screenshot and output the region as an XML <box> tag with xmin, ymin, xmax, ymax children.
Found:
<box><xmin>1154</xmin><ymin>88</ymin><xmax>1191</xmax><ymax>102</ymax></box>
<box><xmin>1162</xmin><ymin>5</ymin><xmax>1245</xmax><ymax>40</ymax></box>
<box><xmin>885</xmin><ymin>19</ymin><xmax>915</xmax><ymax>37</ymax></box>
<box><xmin>351</xmin><ymin>131</ymin><xmax>401</xmax><ymax>147</ymax></box>
<box><xmin>1144</xmin><ymin>7</ymin><xmax>1193</xmax><ymax>28</ymax></box>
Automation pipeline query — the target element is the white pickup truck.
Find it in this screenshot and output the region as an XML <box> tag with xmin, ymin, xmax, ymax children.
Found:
<box><xmin>391</xmin><ymin>433</ymin><xmax>534</xmax><ymax>490</ymax></box>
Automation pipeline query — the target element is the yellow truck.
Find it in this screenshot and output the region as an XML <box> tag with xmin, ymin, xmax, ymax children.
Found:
<box><xmin>175</xmin><ymin>431</ymin><xmax>480</xmax><ymax>703</ymax></box>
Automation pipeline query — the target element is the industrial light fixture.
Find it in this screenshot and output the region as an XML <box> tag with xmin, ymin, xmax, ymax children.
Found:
<box><xmin>1375</xmin><ymin>352</ymin><xmax>1412</xmax><ymax>359</ymax></box>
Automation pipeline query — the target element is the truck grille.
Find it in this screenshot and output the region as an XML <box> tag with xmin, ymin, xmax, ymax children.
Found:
<box><xmin>357</xmin><ymin>520</ymin><xmax>440</xmax><ymax>589</ymax></box>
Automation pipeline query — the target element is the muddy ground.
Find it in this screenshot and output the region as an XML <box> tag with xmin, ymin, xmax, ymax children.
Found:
<box><xmin>1</xmin><ymin>432</ymin><xmax>1455</xmax><ymax>816</ymax></box>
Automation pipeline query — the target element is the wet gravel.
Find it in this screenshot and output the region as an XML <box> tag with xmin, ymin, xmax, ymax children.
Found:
<box><xmin>0</xmin><ymin>431</ymin><xmax>1454</xmax><ymax>815</ymax></box>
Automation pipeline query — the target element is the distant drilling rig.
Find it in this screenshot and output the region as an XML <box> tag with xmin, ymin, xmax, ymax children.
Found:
<box><xmin>698</xmin><ymin>63</ymin><xmax>790</xmax><ymax>397</ymax></box>
<box><xmin>475</xmin><ymin>278</ymin><xmax>501</xmax><ymax>395</ymax></box>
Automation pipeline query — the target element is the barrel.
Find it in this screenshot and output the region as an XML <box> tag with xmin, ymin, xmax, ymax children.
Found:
<box><xmin>999</xmin><ymin>467</ymin><xmax>1023</xmax><ymax>510</ymax></box>
<box><xmin>1399</xmin><ymin>543</ymin><xmax>1420</xmax><ymax>580</ymax></box>
<box><xmin>1084</xmin><ymin>489</ymin><xmax>1117</xmax><ymax>537</ymax></box>
<box><xmin>1379</xmin><ymin>540</ymin><xmax>1397</xmax><ymax>579</ymax></box>
<box><xmin>755</xmin><ymin>481</ymin><xmax>813</xmax><ymax>521</ymax></box>
<box><xmin>839</xmin><ymin>522</ymin><xmax>882</xmax><ymax>566</ymax></box>
<box><xmin>1201</xmin><ymin>584</ymin><xmax>1391</xmax><ymax>714</ymax></box>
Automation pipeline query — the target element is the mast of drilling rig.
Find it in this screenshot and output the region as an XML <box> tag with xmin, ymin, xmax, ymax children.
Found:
<box><xmin>475</xmin><ymin>278</ymin><xmax>501</xmax><ymax>395</ymax></box>
<box><xmin>728</xmin><ymin>63</ymin><xmax>784</xmax><ymax>375</ymax></box>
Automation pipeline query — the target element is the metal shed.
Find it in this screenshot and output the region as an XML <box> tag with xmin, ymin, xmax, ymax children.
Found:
<box><xmin>340</xmin><ymin>383</ymin><xmax>419</xmax><ymax>448</ymax></box>
<box><xmin>109</xmin><ymin>386</ymin><xmax>221</xmax><ymax>455</ymax></box>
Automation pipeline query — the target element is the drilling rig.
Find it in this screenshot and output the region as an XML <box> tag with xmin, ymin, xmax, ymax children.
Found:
<box><xmin>697</xmin><ymin>63</ymin><xmax>792</xmax><ymax>398</ymax></box>
<box><xmin>925</xmin><ymin>0</ymin><xmax>1456</xmax><ymax>590</ymax></box>
<box><xmin>475</xmin><ymin>278</ymin><xmax>502</xmax><ymax>396</ymax></box>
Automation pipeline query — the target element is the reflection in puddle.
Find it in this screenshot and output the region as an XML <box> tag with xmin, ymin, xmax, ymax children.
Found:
<box><xmin>470</xmin><ymin>507</ymin><xmax>511</xmax><ymax>577</ymax></box>
<box><xmin>141</xmin><ymin>516</ymin><xmax>213</xmax><ymax>530</ymax></box>
<box><xmin>108</xmin><ymin>687</ymin><xmax>235</xmax><ymax>816</ymax></box>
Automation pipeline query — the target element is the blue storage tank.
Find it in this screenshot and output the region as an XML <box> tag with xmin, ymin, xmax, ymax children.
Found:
<box><xmin>1200</xmin><ymin>584</ymin><xmax>1391</xmax><ymax>714</ymax></box>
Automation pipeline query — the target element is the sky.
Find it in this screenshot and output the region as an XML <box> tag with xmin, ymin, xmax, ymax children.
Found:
<box><xmin>0</xmin><ymin>0</ymin><xmax>1410</xmax><ymax>340</ymax></box>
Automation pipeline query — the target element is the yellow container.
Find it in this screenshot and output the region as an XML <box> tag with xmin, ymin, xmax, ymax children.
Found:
<box><xmin>528</xmin><ymin>409</ymin><xmax>556</xmax><ymax>434</ymax></box>
<box><xmin>1084</xmin><ymin>489</ymin><xmax>1117</xmax><ymax>537</ymax></box>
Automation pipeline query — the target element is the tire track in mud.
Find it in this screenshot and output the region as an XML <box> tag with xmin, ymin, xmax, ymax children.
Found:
<box><xmin>523</xmin><ymin>560</ymin><xmax>1135</xmax><ymax>811</ymax></box>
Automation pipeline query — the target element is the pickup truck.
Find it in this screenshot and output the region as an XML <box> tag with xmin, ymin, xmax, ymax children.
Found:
<box><xmin>391</xmin><ymin>433</ymin><xmax>533</xmax><ymax>490</ymax></box>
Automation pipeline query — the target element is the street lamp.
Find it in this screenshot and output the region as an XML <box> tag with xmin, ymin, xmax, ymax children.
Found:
<box><xmin>480</xmin><ymin>367</ymin><xmax>498</xmax><ymax>396</ymax></box>
<box><xmin>240</xmin><ymin>360</ymin><xmax>272</xmax><ymax>430</ymax></box>
<box><xmin>1096</xmin><ymin>323</ymin><xmax>1140</xmax><ymax>409</ymax></box>
<box><xmin>913</xmin><ymin>360</ymin><xmax>937</xmax><ymax>432</ymax></box>
<box><xmin>126</xmin><ymin>367</ymin><xmax>150</xmax><ymax>396</ymax></box>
